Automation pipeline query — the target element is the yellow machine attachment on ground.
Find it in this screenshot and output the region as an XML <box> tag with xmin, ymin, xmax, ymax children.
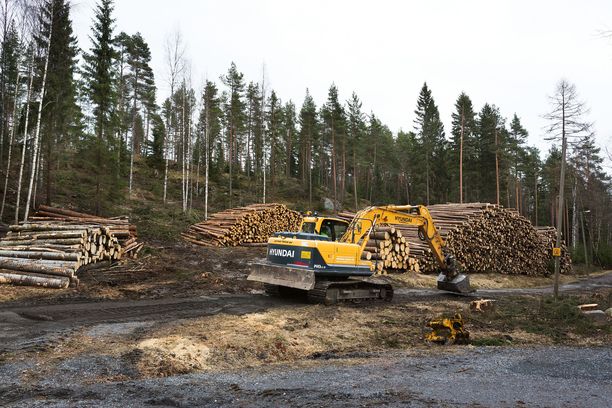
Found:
<box><xmin>424</xmin><ymin>314</ymin><xmax>470</xmax><ymax>345</ymax></box>
<box><xmin>248</xmin><ymin>205</ymin><xmax>473</xmax><ymax>304</ymax></box>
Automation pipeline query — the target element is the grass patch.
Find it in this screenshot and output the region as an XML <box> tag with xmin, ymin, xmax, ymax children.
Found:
<box><xmin>492</xmin><ymin>294</ymin><xmax>610</xmax><ymax>343</ymax></box>
<box><xmin>470</xmin><ymin>337</ymin><xmax>510</xmax><ymax>347</ymax></box>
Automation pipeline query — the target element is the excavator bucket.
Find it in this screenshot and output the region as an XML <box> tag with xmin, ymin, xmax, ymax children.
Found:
<box><xmin>436</xmin><ymin>272</ymin><xmax>473</xmax><ymax>294</ymax></box>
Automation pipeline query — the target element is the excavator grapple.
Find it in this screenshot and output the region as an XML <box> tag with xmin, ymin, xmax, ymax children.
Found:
<box><xmin>424</xmin><ymin>313</ymin><xmax>470</xmax><ymax>345</ymax></box>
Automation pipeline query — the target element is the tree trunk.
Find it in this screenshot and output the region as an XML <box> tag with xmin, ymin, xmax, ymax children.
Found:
<box><xmin>24</xmin><ymin>13</ymin><xmax>53</xmax><ymax>221</ymax></box>
<box><xmin>553</xmin><ymin>93</ymin><xmax>567</xmax><ymax>299</ymax></box>
<box><xmin>571</xmin><ymin>177</ymin><xmax>578</xmax><ymax>248</ymax></box>
<box><xmin>14</xmin><ymin>59</ymin><xmax>35</xmax><ymax>224</ymax></box>
<box><xmin>0</xmin><ymin>48</ymin><xmax>24</xmax><ymax>220</ymax></box>
<box><xmin>204</xmin><ymin>101</ymin><xmax>210</xmax><ymax>219</ymax></box>
<box><xmin>353</xmin><ymin>149</ymin><xmax>358</xmax><ymax>210</ymax></box>
<box><xmin>494</xmin><ymin>126</ymin><xmax>500</xmax><ymax>206</ymax></box>
<box><xmin>459</xmin><ymin>108</ymin><xmax>465</xmax><ymax>203</ymax></box>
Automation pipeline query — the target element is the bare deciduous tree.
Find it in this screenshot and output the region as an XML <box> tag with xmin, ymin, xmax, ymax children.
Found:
<box><xmin>544</xmin><ymin>79</ymin><xmax>592</xmax><ymax>298</ymax></box>
<box><xmin>162</xmin><ymin>29</ymin><xmax>184</xmax><ymax>204</ymax></box>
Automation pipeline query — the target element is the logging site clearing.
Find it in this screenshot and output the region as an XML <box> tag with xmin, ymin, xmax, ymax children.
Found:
<box><xmin>0</xmin><ymin>233</ymin><xmax>611</xmax><ymax>405</ymax></box>
<box><xmin>0</xmin><ymin>202</ymin><xmax>610</xmax><ymax>407</ymax></box>
<box><xmin>1</xmin><ymin>0</ymin><xmax>612</xmax><ymax>403</ymax></box>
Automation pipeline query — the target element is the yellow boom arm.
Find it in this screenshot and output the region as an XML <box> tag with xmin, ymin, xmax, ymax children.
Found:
<box><xmin>341</xmin><ymin>205</ymin><xmax>448</xmax><ymax>270</ymax></box>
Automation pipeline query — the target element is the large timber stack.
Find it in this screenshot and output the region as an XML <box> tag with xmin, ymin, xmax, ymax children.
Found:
<box><xmin>398</xmin><ymin>203</ymin><xmax>571</xmax><ymax>276</ymax></box>
<box><xmin>338</xmin><ymin>203</ymin><xmax>571</xmax><ymax>276</ymax></box>
<box><xmin>0</xmin><ymin>206</ymin><xmax>142</xmax><ymax>289</ymax></box>
<box><xmin>182</xmin><ymin>203</ymin><xmax>302</xmax><ymax>247</ymax></box>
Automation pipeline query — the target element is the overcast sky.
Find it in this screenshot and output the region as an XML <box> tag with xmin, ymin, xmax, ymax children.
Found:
<box><xmin>71</xmin><ymin>0</ymin><xmax>612</xmax><ymax>172</ymax></box>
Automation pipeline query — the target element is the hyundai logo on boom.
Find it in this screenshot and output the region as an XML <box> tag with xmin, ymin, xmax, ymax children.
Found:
<box><xmin>269</xmin><ymin>248</ymin><xmax>295</xmax><ymax>257</ymax></box>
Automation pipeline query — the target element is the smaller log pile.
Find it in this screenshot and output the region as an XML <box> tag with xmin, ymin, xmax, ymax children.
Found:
<box><xmin>0</xmin><ymin>224</ymin><xmax>122</xmax><ymax>289</ymax></box>
<box><xmin>361</xmin><ymin>226</ymin><xmax>420</xmax><ymax>274</ymax></box>
<box><xmin>0</xmin><ymin>205</ymin><xmax>142</xmax><ymax>289</ymax></box>
<box><xmin>182</xmin><ymin>203</ymin><xmax>302</xmax><ymax>247</ymax></box>
<box><xmin>31</xmin><ymin>205</ymin><xmax>142</xmax><ymax>257</ymax></box>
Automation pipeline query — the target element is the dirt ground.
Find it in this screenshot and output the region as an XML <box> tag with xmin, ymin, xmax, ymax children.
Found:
<box><xmin>0</xmin><ymin>243</ymin><xmax>610</xmax><ymax>406</ymax></box>
<box><xmin>0</xmin><ymin>242</ymin><xmax>586</xmax><ymax>305</ymax></box>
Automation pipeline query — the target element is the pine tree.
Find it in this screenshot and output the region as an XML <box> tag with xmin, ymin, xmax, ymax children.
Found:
<box><xmin>265</xmin><ymin>90</ymin><xmax>282</xmax><ymax>189</ymax></box>
<box><xmin>198</xmin><ymin>80</ymin><xmax>221</xmax><ymax>218</ymax></box>
<box><xmin>282</xmin><ymin>100</ymin><xmax>296</xmax><ymax>178</ymax></box>
<box><xmin>82</xmin><ymin>0</ymin><xmax>117</xmax><ymax>214</ymax></box>
<box><xmin>508</xmin><ymin>114</ymin><xmax>528</xmax><ymax>210</ymax></box>
<box><xmin>220</xmin><ymin>62</ymin><xmax>245</xmax><ymax>206</ymax></box>
<box><xmin>245</xmin><ymin>81</ymin><xmax>262</xmax><ymax>178</ymax></box>
<box><xmin>321</xmin><ymin>84</ymin><xmax>345</xmax><ymax>204</ymax></box>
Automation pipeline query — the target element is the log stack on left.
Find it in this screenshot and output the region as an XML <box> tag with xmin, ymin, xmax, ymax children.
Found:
<box><xmin>0</xmin><ymin>205</ymin><xmax>142</xmax><ymax>289</ymax></box>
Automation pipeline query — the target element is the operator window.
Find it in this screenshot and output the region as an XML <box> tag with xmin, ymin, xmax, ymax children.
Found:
<box><xmin>333</xmin><ymin>222</ymin><xmax>347</xmax><ymax>241</ymax></box>
<box><xmin>302</xmin><ymin>222</ymin><xmax>316</xmax><ymax>234</ymax></box>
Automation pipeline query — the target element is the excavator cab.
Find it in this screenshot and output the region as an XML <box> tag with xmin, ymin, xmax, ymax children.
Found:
<box><xmin>299</xmin><ymin>214</ymin><xmax>349</xmax><ymax>242</ymax></box>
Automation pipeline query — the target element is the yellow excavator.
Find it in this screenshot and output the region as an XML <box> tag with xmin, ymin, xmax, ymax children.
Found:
<box><xmin>248</xmin><ymin>205</ymin><xmax>472</xmax><ymax>304</ymax></box>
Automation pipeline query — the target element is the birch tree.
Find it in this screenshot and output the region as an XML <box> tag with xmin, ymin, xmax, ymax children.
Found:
<box><xmin>23</xmin><ymin>0</ymin><xmax>52</xmax><ymax>221</ymax></box>
<box><xmin>162</xmin><ymin>29</ymin><xmax>184</xmax><ymax>204</ymax></box>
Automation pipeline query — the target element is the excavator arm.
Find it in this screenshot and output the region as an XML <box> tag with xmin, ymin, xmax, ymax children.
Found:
<box><xmin>342</xmin><ymin>205</ymin><xmax>472</xmax><ymax>293</ymax></box>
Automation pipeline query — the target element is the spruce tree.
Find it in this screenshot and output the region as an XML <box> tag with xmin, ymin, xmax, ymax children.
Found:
<box><xmin>475</xmin><ymin>103</ymin><xmax>504</xmax><ymax>204</ymax></box>
<box><xmin>413</xmin><ymin>82</ymin><xmax>446</xmax><ymax>204</ymax></box>
<box><xmin>346</xmin><ymin>92</ymin><xmax>365</xmax><ymax>209</ymax></box>
<box><xmin>82</xmin><ymin>0</ymin><xmax>117</xmax><ymax>214</ymax></box>
<box><xmin>297</xmin><ymin>89</ymin><xmax>318</xmax><ymax>206</ymax></box>
<box><xmin>38</xmin><ymin>0</ymin><xmax>81</xmax><ymax>205</ymax></box>
<box><xmin>450</xmin><ymin>92</ymin><xmax>476</xmax><ymax>203</ymax></box>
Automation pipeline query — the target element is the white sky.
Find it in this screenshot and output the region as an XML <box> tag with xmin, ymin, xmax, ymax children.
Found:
<box><xmin>71</xmin><ymin>0</ymin><xmax>612</xmax><ymax>172</ymax></box>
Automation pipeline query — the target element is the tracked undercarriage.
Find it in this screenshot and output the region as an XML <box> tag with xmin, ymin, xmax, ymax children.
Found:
<box><xmin>264</xmin><ymin>278</ymin><xmax>393</xmax><ymax>305</ymax></box>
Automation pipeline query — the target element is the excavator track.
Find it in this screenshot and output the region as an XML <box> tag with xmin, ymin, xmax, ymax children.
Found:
<box><xmin>307</xmin><ymin>279</ymin><xmax>393</xmax><ymax>305</ymax></box>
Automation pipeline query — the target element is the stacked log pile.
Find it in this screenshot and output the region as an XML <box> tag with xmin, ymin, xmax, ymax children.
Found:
<box><xmin>400</xmin><ymin>204</ymin><xmax>570</xmax><ymax>276</ymax></box>
<box><xmin>338</xmin><ymin>203</ymin><xmax>571</xmax><ymax>276</ymax></box>
<box><xmin>182</xmin><ymin>203</ymin><xmax>302</xmax><ymax>247</ymax></box>
<box><xmin>0</xmin><ymin>206</ymin><xmax>142</xmax><ymax>289</ymax></box>
<box><xmin>31</xmin><ymin>205</ymin><xmax>142</xmax><ymax>257</ymax></box>
<box><xmin>360</xmin><ymin>226</ymin><xmax>420</xmax><ymax>274</ymax></box>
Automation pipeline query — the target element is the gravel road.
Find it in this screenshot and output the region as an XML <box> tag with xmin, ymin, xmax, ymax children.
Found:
<box><xmin>1</xmin><ymin>346</ymin><xmax>610</xmax><ymax>407</ymax></box>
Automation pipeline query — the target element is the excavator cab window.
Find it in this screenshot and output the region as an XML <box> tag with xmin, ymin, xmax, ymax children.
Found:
<box><xmin>320</xmin><ymin>219</ymin><xmax>348</xmax><ymax>241</ymax></box>
<box><xmin>301</xmin><ymin>222</ymin><xmax>316</xmax><ymax>234</ymax></box>
<box><xmin>333</xmin><ymin>222</ymin><xmax>347</xmax><ymax>241</ymax></box>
